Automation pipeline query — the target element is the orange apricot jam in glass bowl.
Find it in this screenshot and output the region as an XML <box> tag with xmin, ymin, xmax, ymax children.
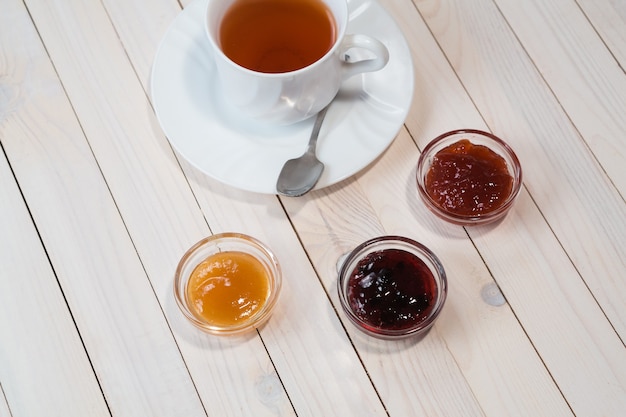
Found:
<box><xmin>337</xmin><ymin>236</ymin><xmax>447</xmax><ymax>340</ymax></box>
<box><xmin>174</xmin><ymin>233</ymin><xmax>281</xmax><ymax>336</ymax></box>
<box><xmin>416</xmin><ymin>129</ymin><xmax>522</xmax><ymax>226</ymax></box>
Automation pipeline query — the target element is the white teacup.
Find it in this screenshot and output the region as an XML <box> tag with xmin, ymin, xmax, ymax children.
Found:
<box><xmin>205</xmin><ymin>0</ymin><xmax>390</xmax><ymax>125</ymax></box>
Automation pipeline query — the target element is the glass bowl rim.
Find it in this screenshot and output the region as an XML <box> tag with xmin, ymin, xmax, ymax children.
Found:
<box><xmin>173</xmin><ymin>232</ymin><xmax>282</xmax><ymax>336</ymax></box>
<box><xmin>416</xmin><ymin>129</ymin><xmax>523</xmax><ymax>225</ymax></box>
<box><xmin>337</xmin><ymin>235</ymin><xmax>447</xmax><ymax>339</ymax></box>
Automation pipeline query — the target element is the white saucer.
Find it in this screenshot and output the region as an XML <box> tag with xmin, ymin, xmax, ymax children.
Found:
<box><xmin>151</xmin><ymin>0</ymin><xmax>414</xmax><ymax>194</ymax></box>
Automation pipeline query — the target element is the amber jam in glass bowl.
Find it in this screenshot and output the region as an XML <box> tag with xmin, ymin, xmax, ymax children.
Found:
<box><xmin>417</xmin><ymin>129</ymin><xmax>522</xmax><ymax>226</ymax></box>
<box><xmin>174</xmin><ymin>233</ymin><xmax>281</xmax><ymax>336</ymax></box>
<box><xmin>338</xmin><ymin>236</ymin><xmax>447</xmax><ymax>339</ymax></box>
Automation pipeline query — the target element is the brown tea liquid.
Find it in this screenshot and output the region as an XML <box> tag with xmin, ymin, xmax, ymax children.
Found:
<box><xmin>219</xmin><ymin>0</ymin><xmax>336</xmax><ymax>73</ymax></box>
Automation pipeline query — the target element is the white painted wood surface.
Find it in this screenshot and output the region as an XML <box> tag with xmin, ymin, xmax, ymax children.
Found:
<box><xmin>1</xmin><ymin>0</ymin><xmax>624</xmax><ymax>415</ymax></box>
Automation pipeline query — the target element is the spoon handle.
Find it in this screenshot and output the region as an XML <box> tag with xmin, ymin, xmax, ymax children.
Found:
<box><xmin>306</xmin><ymin>105</ymin><xmax>330</xmax><ymax>154</ymax></box>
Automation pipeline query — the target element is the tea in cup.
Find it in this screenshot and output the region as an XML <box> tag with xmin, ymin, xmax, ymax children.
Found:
<box><xmin>205</xmin><ymin>0</ymin><xmax>390</xmax><ymax>125</ymax></box>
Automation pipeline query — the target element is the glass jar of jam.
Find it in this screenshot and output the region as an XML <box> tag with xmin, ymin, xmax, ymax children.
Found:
<box><xmin>417</xmin><ymin>129</ymin><xmax>522</xmax><ymax>226</ymax></box>
<box><xmin>174</xmin><ymin>233</ymin><xmax>281</xmax><ymax>336</ymax></box>
<box><xmin>337</xmin><ymin>236</ymin><xmax>447</xmax><ymax>339</ymax></box>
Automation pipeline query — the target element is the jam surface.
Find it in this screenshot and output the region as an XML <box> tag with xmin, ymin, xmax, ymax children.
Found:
<box><xmin>425</xmin><ymin>139</ymin><xmax>513</xmax><ymax>216</ymax></box>
<box><xmin>347</xmin><ymin>249</ymin><xmax>437</xmax><ymax>331</ymax></box>
<box><xmin>187</xmin><ymin>251</ymin><xmax>269</xmax><ymax>326</ymax></box>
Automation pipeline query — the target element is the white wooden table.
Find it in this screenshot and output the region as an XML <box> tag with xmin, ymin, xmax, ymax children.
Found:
<box><xmin>1</xmin><ymin>0</ymin><xmax>625</xmax><ymax>415</ymax></box>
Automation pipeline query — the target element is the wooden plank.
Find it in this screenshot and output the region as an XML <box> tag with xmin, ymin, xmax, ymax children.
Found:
<box><xmin>417</xmin><ymin>0</ymin><xmax>626</xmax><ymax>334</ymax></box>
<box><xmin>3</xmin><ymin>0</ymin><xmax>207</xmax><ymax>415</ymax></box>
<box><xmin>100</xmin><ymin>0</ymin><xmax>182</xmax><ymax>86</ymax></box>
<box><xmin>18</xmin><ymin>0</ymin><xmax>293</xmax><ymax>415</ymax></box>
<box><xmin>493</xmin><ymin>0</ymin><xmax>626</xmax><ymax>206</ymax></box>
<box><xmin>0</xmin><ymin>15</ymin><xmax>112</xmax><ymax>417</ymax></box>
<box><xmin>266</xmin><ymin>0</ymin><xmax>574</xmax><ymax>414</ymax></box>
<box><xmin>153</xmin><ymin>1</ymin><xmax>407</xmax><ymax>413</ymax></box>
<box><xmin>409</xmin><ymin>0</ymin><xmax>626</xmax><ymax>414</ymax></box>
<box><xmin>26</xmin><ymin>0</ymin><xmax>390</xmax><ymax>414</ymax></box>
<box><xmin>0</xmin><ymin>384</ymin><xmax>12</xmax><ymax>417</ymax></box>
<box><xmin>0</xmin><ymin>4</ymin><xmax>105</xmax><ymax>417</ymax></box>
<box><xmin>102</xmin><ymin>0</ymin><xmax>392</xmax><ymax>413</ymax></box>
<box><xmin>0</xmin><ymin>149</ymin><xmax>109</xmax><ymax>416</ymax></box>
<box><xmin>283</xmin><ymin>134</ymin><xmax>573</xmax><ymax>416</ymax></box>
<box><xmin>577</xmin><ymin>0</ymin><xmax>626</xmax><ymax>69</ymax></box>
<box><xmin>182</xmin><ymin>162</ymin><xmax>390</xmax><ymax>416</ymax></box>
<box><xmin>7</xmin><ymin>0</ymin><xmax>621</xmax><ymax>415</ymax></box>
<box><xmin>283</xmin><ymin>180</ymin><xmax>491</xmax><ymax>417</ymax></box>
<box><xmin>327</xmin><ymin>0</ymin><xmax>576</xmax><ymax>414</ymax></box>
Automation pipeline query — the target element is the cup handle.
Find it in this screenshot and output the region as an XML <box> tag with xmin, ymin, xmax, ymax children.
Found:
<box><xmin>339</xmin><ymin>34</ymin><xmax>390</xmax><ymax>80</ymax></box>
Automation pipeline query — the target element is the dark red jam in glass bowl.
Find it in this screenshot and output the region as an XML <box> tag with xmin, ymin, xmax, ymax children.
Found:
<box><xmin>417</xmin><ymin>129</ymin><xmax>522</xmax><ymax>226</ymax></box>
<box><xmin>338</xmin><ymin>236</ymin><xmax>447</xmax><ymax>339</ymax></box>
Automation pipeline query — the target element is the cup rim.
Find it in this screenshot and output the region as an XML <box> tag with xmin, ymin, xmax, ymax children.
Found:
<box><xmin>416</xmin><ymin>129</ymin><xmax>523</xmax><ymax>226</ymax></box>
<box><xmin>337</xmin><ymin>235</ymin><xmax>447</xmax><ymax>339</ymax></box>
<box><xmin>173</xmin><ymin>232</ymin><xmax>282</xmax><ymax>335</ymax></box>
<box><xmin>204</xmin><ymin>0</ymin><xmax>348</xmax><ymax>77</ymax></box>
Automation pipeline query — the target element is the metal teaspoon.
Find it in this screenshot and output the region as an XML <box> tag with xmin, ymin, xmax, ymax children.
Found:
<box><xmin>275</xmin><ymin>105</ymin><xmax>329</xmax><ymax>197</ymax></box>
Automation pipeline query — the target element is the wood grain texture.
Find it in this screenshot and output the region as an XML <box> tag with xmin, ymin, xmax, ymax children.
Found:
<box><xmin>411</xmin><ymin>0</ymin><xmax>626</xmax><ymax>414</ymax></box>
<box><xmin>18</xmin><ymin>0</ymin><xmax>294</xmax><ymax>415</ymax></box>
<box><xmin>0</xmin><ymin>385</ymin><xmax>12</xmax><ymax>417</ymax></box>
<box><xmin>1</xmin><ymin>0</ymin><xmax>624</xmax><ymax>415</ymax></box>
<box><xmin>578</xmin><ymin>0</ymin><xmax>626</xmax><ymax>69</ymax></box>
<box><xmin>283</xmin><ymin>131</ymin><xmax>573</xmax><ymax>416</ymax></box>
<box><xmin>0</xmin><ymin>135</ymin><xmax>109</xmax><ymax>417</ymax></box>
<box><xmin>492</xmin><ymin>0</ymin><xmax>626</xmax><ymax>339</ymax></box>
<box><xmin>179</xmin><ymin>160</ymin><xmax>389</xmax><ymax>417</ymax></box>
<box><xmin>21</xmin><ymin>0</ymin><xmax>390</xmax><ymax>414</ymax></box>
<box><xmin>2</xmin><ymin>0</ymin><xmax>206</xmax><ymax>415</ymax></box>
<box><xmin>412</xmin><ymin>0</ymin><xmax>626</xmax><ymax>414</ymax></box>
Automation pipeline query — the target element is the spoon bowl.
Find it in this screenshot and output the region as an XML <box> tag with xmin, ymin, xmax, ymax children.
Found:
<box><xmin>276</xmin><ymin>106</ymin><xmax>329</xmax><ymax>196</ymax></box>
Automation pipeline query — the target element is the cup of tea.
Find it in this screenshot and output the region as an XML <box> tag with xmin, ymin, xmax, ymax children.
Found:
<box><xmin>205</xmin><ymin>0</ymin><xmax>390</xmax><ymax>125</ymax></box>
